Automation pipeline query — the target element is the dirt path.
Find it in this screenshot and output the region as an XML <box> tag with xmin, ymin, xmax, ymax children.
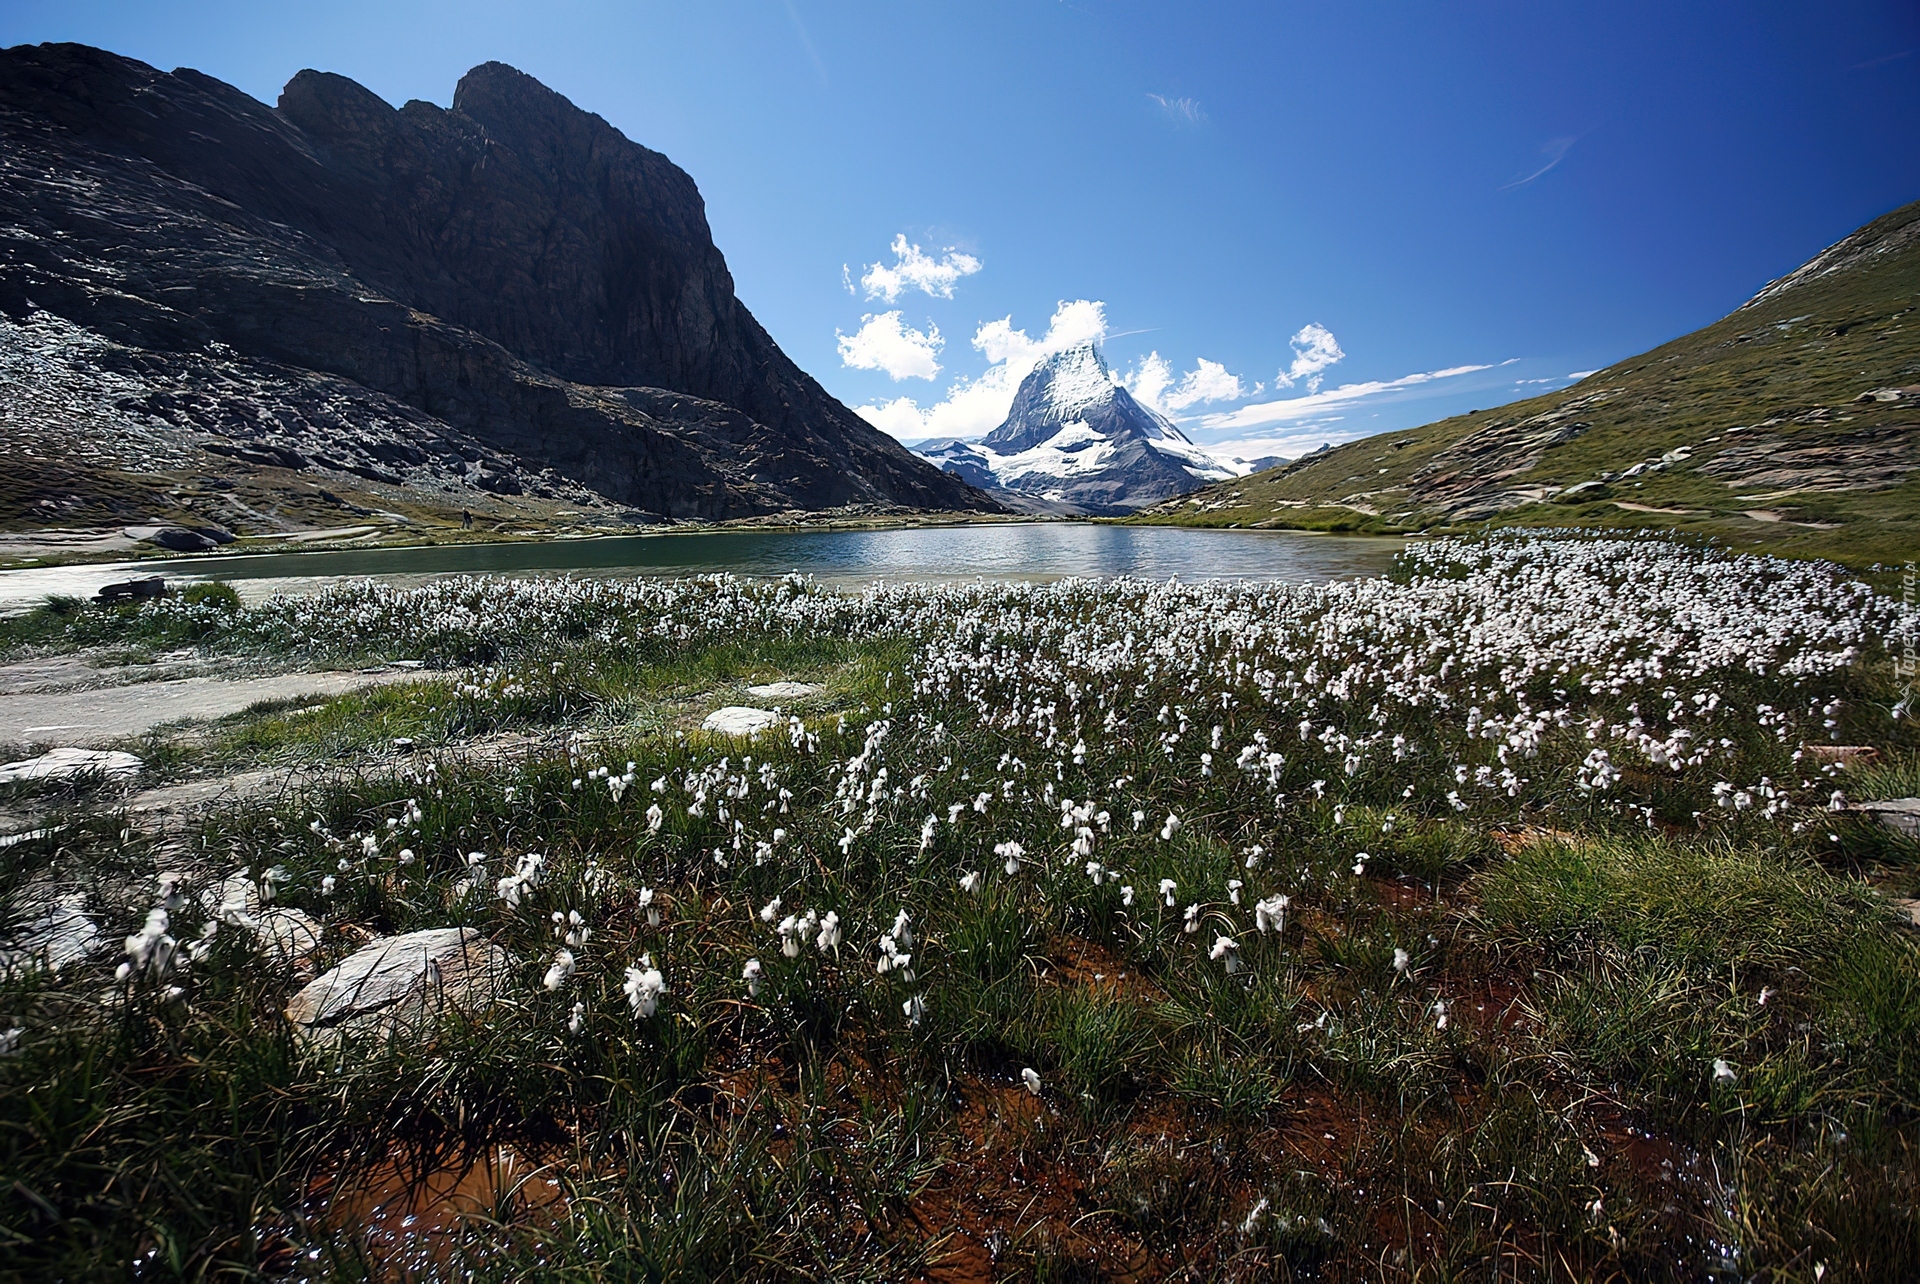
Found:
<box><xmin>1</xmin><ymin>665</ymin><xmax>425</xmax><ymax>746</ymax></box>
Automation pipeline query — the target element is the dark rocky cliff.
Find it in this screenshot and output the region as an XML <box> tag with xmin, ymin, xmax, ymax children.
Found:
<box><xmin>0</xmin><ymin>42</ymin><xmax>990</xmax><ymax>521</ymax></box>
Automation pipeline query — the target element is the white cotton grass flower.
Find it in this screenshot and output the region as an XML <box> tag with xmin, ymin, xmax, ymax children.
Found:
<box><xmin>902</xmin><ymin>993</ymin><xmax>925</xmax><ymax>1024</ymax></box>
<box><xmin>624</xmin><ymin>956</ymin><xmax>666</xmax><ymax>1018</ymax></box>
<box><xmin>1392</xmin><ymin>947</ymin><xmax>1411</xmax><ymax>974</ymax></box>
<box><xmin>1254</xmin><ymin>894</ymin><xmax>1289</xmax><ymax>934</ymax></box>
<box><xmin>543</xmin><ymin>949</ymin><xmax>576</xmax><ymax>991</ymax></box>
<box><xmin>638</xmin><ymin>886</ymin><xmax>660</xmax><ymax>926</ymax></box>
<box><xmin>1021</xmin><ymin>1067</ymin><xmax>1041</xmax><ymax>1095</ymax></box>
<box><xmin>817</xmin><ymin>910</ymin><xmax>842</xmax><ymax>952</ymax></box>
<box><xmin>959</xmin><ymin>870</ymin><xmax>982</xmax><ymax>894</ymax></box>
<box><xmin>1183</xmin><ymin>904</ymin><xmax>1201</xmax><ymax>933</ymax></box>
<box><xmin>743</xmin><ymin>958</ymin><xmax>764</xmax><ymax>999</ymax></box>
<box><xmin>1432</xmin><ymin>999</ymin><xmax>1448</xmax><ymax>1029</ymax></box>
<box><xmin>1226</xmin><ymin>878</ymin><xmax>1242</xmax><ymax>905</ymax></box>
<box><xmin>1160</xmin><ymin>813</ymin><xmax>1182</xmax><ymax>841</ymax></box>
<box><xmin>568</xmin><ymin>1001</ymin><xmax>586</xmax><ymax>1035</ymax></box>
<box><xmin>759</xmin><ymin>896</ymin><xmax>782</xmax><ymax>923</ymax></box>
<box><xmin>995</xmin><ymin>840</ymin><xmax>1024</xmax><ymax>875</ymax></box>
<box><xmin>497</xmin><ymin>852</ymin><xmax>545</xmax><ymax>907</ymax></box>
<box><xmin>320</xmin><ymin>875</ymin><xmax>336</xmax><ymax>896</ymax></box>
<box><xmin>1159</xmin><ymin>878</ymin><xmax>1178</xmax><ymax>907</ymax></box>
<box><xmin>1712</xmin><ymin>1058</ymin><xmax>1738</xmax><ymax>1086</ymax></box>
<box><xmin>1210</xmin><ymin>934</ymin><xmax>1243</xmax><ymax>974</ymax></box>
<box><xmin>119</xmin><ymin>907</ymin><xmax>177</xmax><ymax>981</ymax></box>
<box><xmin>1353</xmin><ymin>852</ymin><xmax>1368</xmax><ymax>877</ymax></box>
<box><xmin>1121</xmin><ymin>884</ymin><xmax>1135</xmax><ymax>907</ymax></box>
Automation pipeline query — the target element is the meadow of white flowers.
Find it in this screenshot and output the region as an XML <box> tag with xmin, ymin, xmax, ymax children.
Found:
<box><xmin>163</xmin><ymin>531</ymin><xmax>1895</xmax><ymax>1046</ymax></box>
<box><xmin>25</xmin><ymin>529</ymin><xmax>1917</xmax><ymax>1278</ymax></box>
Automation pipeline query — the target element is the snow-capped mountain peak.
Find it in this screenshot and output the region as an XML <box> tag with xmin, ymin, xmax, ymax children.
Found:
<box><xmin>920</xmin><ymin>340</ymin><xmax>1238</xmax><ymax>515</ymax></box>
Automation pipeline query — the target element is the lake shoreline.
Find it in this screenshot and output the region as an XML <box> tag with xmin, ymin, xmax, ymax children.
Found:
<box><xmin>0</xmin><ymin>524</ymin><xmax>1410</xmax><ymax>616</ymax></box>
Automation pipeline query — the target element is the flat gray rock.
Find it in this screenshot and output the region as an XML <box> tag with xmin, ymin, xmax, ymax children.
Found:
<box><xmin>1849</xmin><ymin>798</ymin><xmax>1920</xmax><ymax>838</ymax></box>
<box><xmin>0</xmin><ymin>748</ymin><xmax>142</xmax><ymax>784</ymax></box>
<box><xmin>258</xmin><ymin>907</ymin><xmax>323</xmax><ymax>964</ymax></box>
<box><xmin>285</xmin><ymin>927</ymin><xmax>515</xmax><ymax>1046</ymax></box>
<box><xmin>0</xmin><ymin>898</ymin><xmax>100</xmax><ymax>976</ymax></box>
<box><xmin>701</xmin><ymin>706</ymin><xmax>781</xmax><ymax>737</ymax></box>
<box><xmin>0</xmin><ymin>669</ymin><xmax>423</xmax><ymax>746</ymax></box>
<box><xmin>744</xmin><ymin>681</ymin><xmax>823</xmax><ymax>700</ymax></box>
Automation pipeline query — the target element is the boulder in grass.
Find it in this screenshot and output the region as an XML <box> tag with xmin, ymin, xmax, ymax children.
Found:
<box><xmin>94</xmin><ymin>577</ymin><xmax>168</xmax><ymax>604</ymax></box>
<box><xmin>285</xmin><ymin>927</ymin><xmax>515</xmax><ymax>1047</ymax></box>
<box><xmin>0</xmin><ymin>749</ymin><xmax>142</xmax><ymax>785</ymax></box>
<box><xmin>0</xmin><ymin>898</ymin><xmax>101</xmax><ymax>977</ymax></box>
<box><xmin>1847</xmin><ymin>798</ymin><xmax>1920</xmax><ymax>838</ymax></box>
<box><xmin>124</xmin><ymin>525</ymin><xmax>216</xmax><ymax>553</ymax></box>
<box><xmin>744</xmin><ymin>681</ymin><xmax>823</xmax><ymax>700</ymax></box>
<box><xmin>702</xmin><ymin>706</ymin><xmax>781</xmax><ymax>737</ymax></box>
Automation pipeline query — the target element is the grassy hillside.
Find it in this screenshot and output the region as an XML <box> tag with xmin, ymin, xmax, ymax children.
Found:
<box><xmin>1135</xmin><ymin>199</ymin><xmax>1920</xmax><ymax>569</ymax></box>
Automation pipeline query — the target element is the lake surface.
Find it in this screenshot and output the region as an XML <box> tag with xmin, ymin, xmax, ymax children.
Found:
<box><xmin>0</xmin><ymin>524</ymin><xmax>1404</xmax><ymax>613</ymax></box>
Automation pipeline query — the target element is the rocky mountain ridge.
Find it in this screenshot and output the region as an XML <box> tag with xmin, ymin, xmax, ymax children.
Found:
<box><xmin>917</xmin><ymin>343</ymin><xmax>1234</xmax><ymax>515</ymax></box>
<box><xmin>1138</xmin><ymin>197</ymin><xmax>1920</xmax><ymax>568</ymax></box>
<box><xmin>0</xmin><ymin>42</ymin><xmax>991</xmax><ymax>533</ymax></box>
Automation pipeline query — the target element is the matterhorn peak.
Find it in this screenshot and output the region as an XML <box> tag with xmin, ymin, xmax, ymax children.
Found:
<box><xmin>918</xmin><ymin>339</ymin><xmax>1237</xmax><ymax>514</ymax></box>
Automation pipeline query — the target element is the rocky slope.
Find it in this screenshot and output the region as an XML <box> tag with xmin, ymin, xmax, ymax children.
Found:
<box><xmin>0</xmin><ymin>42</ymin><xmax>991</xmax><ymax>532</ymax></box>
<box><xmin>1138</xmin><ymin>198</ymin><xmax>1920</xmax><ymax>567</ymax></box>
<box><xmin>917</xmin><ymin>343</ymin><xmax>1234</xmax><ymax>515</ymax></box>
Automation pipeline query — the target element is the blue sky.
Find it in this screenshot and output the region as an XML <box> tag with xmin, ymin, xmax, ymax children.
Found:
<box><xmin>6</xmin><ymin>1</ymin><xmax>1919</xmax><ymax>460</ymax></box>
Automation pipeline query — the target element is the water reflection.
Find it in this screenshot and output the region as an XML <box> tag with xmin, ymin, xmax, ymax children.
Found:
<box><xmin>0</xmin><ymin>523</ymin><xmax>1404</xmax><ymax>612</ymax></box>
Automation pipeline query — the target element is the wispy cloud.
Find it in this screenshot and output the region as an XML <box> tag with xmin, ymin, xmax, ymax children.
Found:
<box><xmin>1198</xmin><ymin>424</ymin><xmax>1357</xmax><ymax>467</ymax></box>
<box><xmin>781</xmin><ymin>0</ymin><xmax>829</xmax><ymax>84</ymax></box>
<box><xmin>1196</xmin><ymin>362</ymin><xmax>1496</xmax><ymax>433</ymax></box>
<box><xmin>859</xmin><ymin>234</ymin><xmax>982</xmax><ymax>302</ymax></box>
<box><xmin>836</xmin><ymin>312</ymin><xmax>942</xmax><ymax>381</ymax></box>
<box><xmin>1850</xmin><ymin>49</ymin><xmax>1911</xmax><ymax>71</ymax></box>
<box><xmin>1148</xmin><ymin>93</ymin><xmax>1207</xmax><ymax>125</ymax></box>
<box><xmin>1501</xmin><ymin>136</ymin><xmax>1577</xmax><ymax>189</ymax></box>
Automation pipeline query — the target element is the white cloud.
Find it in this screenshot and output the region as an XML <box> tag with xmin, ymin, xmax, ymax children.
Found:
<box><xmin>836</xmin><ymin>311</ymin><xmax>943</xmax><ymax>381</ymax></box>
<box><xmin>1198</xmin><ymin>363</ymin><xmax>1495</xmax><ymax>433</ymax></box>
<box><xmin>1168</xmin><ymin>357</ymin><xmax>1244</xmax><ymax>409</ymax></box>
<box><xmin>1569</xmin><ymin>369</ymin><xmax>1598</xmax><ymax>379</ymax></box>
<box><xmin>854</xmin><ymin>299</ymin><xmax>1108</xmax><ymax>439</ymax></box>
<box><xmin>859</xmin><ymin>234</ymin><xmax>982</xmax><ymax>302</ymax></box>
<box><xmin>1148</xmin><ymin>93</ymin><xmax>1206</xmax><ymax>125</ymax></box>
<box><xmin>1122</xmin><ymin>352</ymin><xmax>1246</xmax><ymax>414</ymax></box>
<box><xmin>1275</xmin><ymin>323</ymin><xmax>1344</xmax><ymax>392</ymax></box>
